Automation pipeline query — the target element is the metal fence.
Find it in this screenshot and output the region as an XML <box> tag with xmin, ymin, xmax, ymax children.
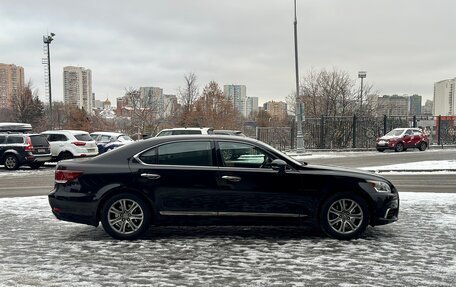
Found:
<box><xmin>256</xmin><ymin>115</ymin><xmax>456</xmax><ymax>150</ymax></box>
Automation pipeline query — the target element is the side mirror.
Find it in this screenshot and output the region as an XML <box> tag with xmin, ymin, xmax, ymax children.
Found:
<box><xmin>271</xmin><ymin>159</ymin><xmax>287</xmax><ymax>173</ymax></box>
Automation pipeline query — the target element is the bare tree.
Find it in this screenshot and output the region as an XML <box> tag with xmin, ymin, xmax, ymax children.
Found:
<box><xmin>125</xmin><ymin>87</ymin><xmax>162</xmax><ymax>137</ymax></box>
<box><xmin>12</xmin><ymin>80</ymin><xmax>45</xmax><ymax>127</ymax></box>
<box><xmin>192</xmin><ymin>81</ymin><xmax>242</xmax><ymax>129</ymax></box>
<box><xmin>177</xmin><ymin>72</ymin><xmax>200</xmax><ymax>125</ymax></box>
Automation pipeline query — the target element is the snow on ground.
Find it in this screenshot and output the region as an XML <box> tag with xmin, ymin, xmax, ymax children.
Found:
<box><xmin>0</xmin><ymin>193</ymin><xmax>455</xmax><ymax>286</ymax></box>
<box><xmin>360</xmin><ymin>160</ymin><xmax>456</xmax><ymax>172</ymax></box>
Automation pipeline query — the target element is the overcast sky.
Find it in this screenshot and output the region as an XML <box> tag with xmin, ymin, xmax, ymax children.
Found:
<box><xmin>2</xmin><ymin>0</ymin><xmax>455</xmax><ymax>105</ymax></box>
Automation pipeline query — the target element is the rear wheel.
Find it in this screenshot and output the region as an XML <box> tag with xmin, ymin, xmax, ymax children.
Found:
<box><xmin>101</xmin><ymin>193</ymin><xmax>151</xmax><ymax>240</ymax></box>
<box><xmin>320</xmin><ymin>193</ymin><xmax>369</xmax><ymax>240</ymax></box>
<box><xmin>58</xmin><ymin>152</ymin><xmax>73</xmax><ymax>161</ymax></box>
<box><xmin>395</xmin><ymin>143</ymin><xmax>404</xmax><ymax>152</ymax></box>
<box><xmin>29</xmin><ymin>162</ymin><xmax>44</xmax><ymax>169</ymax></box>
<box><xmin>4</xmin><ymin>154</ymin><xmax>19</xmax><ymax>170</ymax></box>
<box><xmin>418</xmin><ymin>142</ymin><xmax>427</xmax><ymax>151</ymax></box>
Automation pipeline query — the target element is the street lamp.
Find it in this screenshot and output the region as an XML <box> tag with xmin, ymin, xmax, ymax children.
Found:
<box><xmin>358</xmin><ymin>71</ymin><xmax>367</xmax><ymax>110</ymax></box>
<box><xmin>43</xmin><ymin>32</ymin><xmax>55</xmax><ymax>128</ymax></box>
<box><xmin>294</xmin><ymin>0</ymin><xmax>305</xmax><ymax>152</ymax></box>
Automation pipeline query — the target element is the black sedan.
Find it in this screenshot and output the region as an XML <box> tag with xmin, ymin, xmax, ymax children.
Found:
<box><xmin>49</xmin><ymin>135</ymin><xmax>399</xmax><ymax>240</ymax></box>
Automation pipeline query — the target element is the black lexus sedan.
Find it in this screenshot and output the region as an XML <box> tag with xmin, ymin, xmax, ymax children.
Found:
<box><xmin>49</xmin><ymin>135</ymin><xmax>399</xmax><ymax>240</ymax></box>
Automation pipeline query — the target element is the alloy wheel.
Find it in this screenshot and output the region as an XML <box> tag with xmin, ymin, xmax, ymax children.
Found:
<box><xmin>4</xmin><ymin>155</ymin><xmax>18</xmax><ymax>170</ymax></box>
<box><xmin>327</xmin><ymin>199</ymin><xmax>364</xmax><ymax>234</ymax></box>
<box><xmin>108</xmin><ymin>199</ymin><xmax>145</xmax><ymax>235</ymax></box>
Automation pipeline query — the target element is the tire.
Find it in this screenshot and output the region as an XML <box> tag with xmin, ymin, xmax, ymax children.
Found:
<box><xmin>418</xmin><ymin>142</ymin><xmax>427</xmax><ymax>151</ymax></box>
<box><xmin>58</xmin><ymin>152</ymin><xmax>73</xmax><ymax>161</ymax></box>
<box><xmin>3</xmin><ymin>154</ymin><xmax>20</xmax><ymax>170</ymax></box>
<box><xmin>101</xmin><ymin>193</ymin><xmax>151</xmax><ymax>240</ymax></box>
<box><xmin>29</xmin><ymin>162</ymin><xmax>44</xmax><ymax>169</ymax></box>
<box><xmin>395</xmin><ymin>143</ymin><xmax>404</xmax><ymax>152</ymax></box>
<box><xmin>320</xmin><ymin>192</ymin><xmax>369</xmax><ymax>240</ymax></box>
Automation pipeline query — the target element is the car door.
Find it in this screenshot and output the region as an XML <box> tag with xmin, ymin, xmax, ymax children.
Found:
<box><xmin>215</xmin><ymin>140</ymin><xmax>307</xmax><ymax>225</ymax></box>
<box><xmin>45</xmin><ymin>133</ymin><xmax>68</xmax><ymax>157</ymax></box>
<box><xmin>129</xmin><ymin>140</ymin><xmax>221</xmax><ymax>224</ymax></box>
<box><xmin>403</xmin><ymin>129</ymin><xmax>414</xmax><ymax>148</ymax></box>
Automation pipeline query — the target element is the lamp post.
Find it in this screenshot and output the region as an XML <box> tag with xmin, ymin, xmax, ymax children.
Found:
<box><xmin>294</xmin><ymin>0</ymin><xmax>305</xmax><ymax>152</ymax></box>
<box><xmin>43</xmin><ymin>32</ymin><xmax>55</xmax><ymax>128</ymax></box>
<box><xmin>358</xmin><ymin>71</ymin><xmax>367</xmax><ymax>110</ymax></box>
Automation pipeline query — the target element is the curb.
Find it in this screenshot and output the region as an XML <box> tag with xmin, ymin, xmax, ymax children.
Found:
<box><xmin>366</xmin><ymin>169</ymin><xmax>456</xmax><ymax>173</ymax></box>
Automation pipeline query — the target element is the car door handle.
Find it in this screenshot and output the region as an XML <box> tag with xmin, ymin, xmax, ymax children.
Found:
<box><xmin>141</xmin><ymin>173</ymin><xmax>161</xmax><ymax>180</ymax></box>
<box><xmin>222</xmin><ymin>175</ymin><xmax>241</xmax><ymax>183</ymax></box>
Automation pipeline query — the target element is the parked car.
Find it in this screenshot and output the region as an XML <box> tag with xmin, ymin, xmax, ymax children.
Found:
<box><xmin>0</xmin><ymin>133</ymin><xmax>51</xmax><ymax>170</ymax></box>
<box><xmin>155</xmin><ymin>127</ymin><xmax>214</xmax><ymax>137</ymax></box>
<box><xmin>213</xmin><ymin>129</ymin><xmax>245</xmax><ymax>136</ymax></box>
<box><xmin>90</xmin><ymin>132</ymin><xmax>134</xmax><ymax>154</ymax></box>
<box><xmin>49</xmin><ymin>135</ymin><xmax>399</xmax><ymax>240</ymax></box>
<box><xmin>376</xmin><ymin>128</ymin><xmax>429</xmax><ymax>152</ymax></box>
<box><xmin>41</xmin><ymin>130</ymin><xmax>99</xmax><ymax>161</ymax></box>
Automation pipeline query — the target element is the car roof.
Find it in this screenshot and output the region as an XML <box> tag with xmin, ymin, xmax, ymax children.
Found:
<box><xmin>42</xmin><ymin>130</ymin><xmax>89</xmax><ymax>134</ymax></box>
<box><xmin>91</xmin><ymin>132</ymin><xmax>124</xmax><ymax>136</ymax></box>
<box><xmin>159</xmin><ymin>127</ymin><xmax>213</xmax><ymax>132</ymax></box>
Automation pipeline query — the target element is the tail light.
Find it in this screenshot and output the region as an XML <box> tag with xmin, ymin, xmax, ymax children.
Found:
<box><xmin>72</xmin><ymin>141</ymin><xmax>86</xmax><ymax>146</ymax></box>
<box><xmin>25</xmin><ymin>137</ymin><xmax>33</xmax><ymax>151</ymax></box>
<box><xmin>55</xmin><ymin>170</ymin><xmax>83</xmax><ymax>184</ymax></box>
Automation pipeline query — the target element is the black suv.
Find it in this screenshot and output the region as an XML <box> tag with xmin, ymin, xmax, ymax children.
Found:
<box><xmin>0</xmin><ymin>133</ymin><xmax>52</xmax><ymax>170</ymax></box>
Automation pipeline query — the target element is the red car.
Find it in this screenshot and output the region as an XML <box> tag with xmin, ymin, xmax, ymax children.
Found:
<box><xmin>376</xmin><ymin>128</ymin><xmax>429</xmax><ymax>152</ymax></box>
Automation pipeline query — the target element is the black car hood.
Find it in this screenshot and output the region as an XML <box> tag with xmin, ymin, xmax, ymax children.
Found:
<box><xmin>300</xmin><ymin>164</ymin><xmax>387</xmax><ymax>181</ymax></box>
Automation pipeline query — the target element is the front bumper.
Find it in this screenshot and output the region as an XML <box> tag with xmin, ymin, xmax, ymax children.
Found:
<box><xmin>372</xmin><ymin>192</ymin><xmax>399</xmax><ymax>226</ymax></box>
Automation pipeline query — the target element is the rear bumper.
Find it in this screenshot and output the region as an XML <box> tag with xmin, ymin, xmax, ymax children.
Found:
<box><xmin>48</xmin><ymin>187</ymin><xmax>99</xmax><ymax>226</ymax></box>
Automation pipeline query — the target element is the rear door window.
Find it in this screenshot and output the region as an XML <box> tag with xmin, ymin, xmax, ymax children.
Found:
<box><xmin>139</xmin><ymin>141</ymin><xmax>213</xmax><ymax>166</ymax></box>
<box><xmin>0</xmin><ymin>135</ymin><xmax>6</xmax><ymax>144</ymax></box>
<box><xmin>47</xmin><ymin>134</ymin><xmax>68</xmax><ymax>142</ymax></box>
<box><xmin>6</xmin><ymin>136</ymin><xmax>24</xmax><ymax>144</ymax></box>
<box><xmin>172</xmin><ymin>130</ymin><xmax>202</xmax><ymax>135</ymax></box>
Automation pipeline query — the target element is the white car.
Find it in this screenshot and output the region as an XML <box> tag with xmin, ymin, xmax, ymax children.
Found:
<box><xmin>155</xmin><ymin>127</ymin><xmax>214</xmax><ymax>137</ymax></box>
<box><xmin>41</xmin><ymin>130</ymin><xmax>99</xmax><ymax>161</ymax></box>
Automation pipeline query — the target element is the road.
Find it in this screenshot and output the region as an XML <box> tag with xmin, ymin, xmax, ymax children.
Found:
<box><xmin>0</xmin><ymin>148</ymin><xmax>455</xmax><ymax>198</ymax></box>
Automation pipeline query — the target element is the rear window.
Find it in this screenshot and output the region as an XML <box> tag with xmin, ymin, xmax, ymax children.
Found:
<box><xmin>6</xmin><ymin>136</ymin><xmax>24</xmax><ymax>144</ymax></box>
<box><xmin>74</xmin><ymin>134</ymin><xmax>94</xmax><ymax>141</ymax></box>
<box><xmin>29</xmin><ymin>135</ymin><xmax>49</xmax><ymax>146</ymax></box>
<box><xmin>172</xmin><ymin>130</ymin><xmax>202</xmax><ymax>135</ymax></box>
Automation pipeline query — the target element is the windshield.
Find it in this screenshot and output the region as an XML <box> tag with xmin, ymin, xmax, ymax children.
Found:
<box><xmin>385</xmin><ymin>129</ymin><xmax>404</xmax><ymax>137</ymax></box>
<box><xmin>260</xmin><ymin>140</ymin><xmax>306</xmax><ymax>167</ymax></box>
<box><xmin>118</xmin><ymin>135</ymin><xmax>132</xmax><ymax>142</ymax></box>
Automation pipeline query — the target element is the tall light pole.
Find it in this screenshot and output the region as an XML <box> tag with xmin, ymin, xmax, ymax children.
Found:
<box><xmin>358</xmin><ymin>71</ymin><xmax>367</xmax><ymax>110</ymax></box>
<box><xmin>43</xmin><ymin>32</ymin><xmax>55</xmax><ymax>128</ymax></box>
<box><xmin>294</xmin><ymin>0</ymin><xmax>305</xmax><ymax>152</ymax></box>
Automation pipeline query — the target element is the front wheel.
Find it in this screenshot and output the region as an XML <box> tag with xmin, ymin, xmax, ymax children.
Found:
<box><xmin>418</xmin><ymin>142</ymin><xmax>427</xmax><ymax>151</ymax></box>
<box><xmin>320</xmin><ymin>193</ymin><xmax>369</xmax><ymax>240</ymax></box>
<box><xmin>395</xmin><ymin>143</ymin><xmax>404</xmax><ymax>152</ymax></box>
<box><xmin>101</xmin><ymin>193</ymin><xmax>151</xmax><ymax>240</ymax></box>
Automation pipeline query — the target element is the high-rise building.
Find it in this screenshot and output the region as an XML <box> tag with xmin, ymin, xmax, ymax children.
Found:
<box><xmin>223</xmin><ymin>84</ymin><xmax>247</xmax><ymax>117</ymax></box>
<box><xmin>376</xmin><ymin>95</ymin><xmax>409</xmax><ymax>116</ymax></box>
<box><xmin>63</xmin><ymin>66</ymin><xmax>93</xmax><ymax>112</ymax></box>
<box><xmin>422</xmin><ymin>99</ymin><xmax>433</xmax><ymax>115</ymax></box>
<box><xmin>263</xmin><ymin>100</ymin><xmax>288</xmax><ymax>121</ymax></box>
<box><xmin>163</xmin><ymin>94</ymin><xmax>178</xmax><ymax>118</ymax></box>
<box><xmin>434</xmin><ymin>78</ymin><xmax>456</xmax><ymax>116</ymax></box>
<box><xmin>140</xmin><ymin>87</ymin><xmax>164</xmax><ymax>118</ymax></box>
<box><xmin>245</xmin><ymin>97</ymin><xmax>259</xmax><ymax>119</ymax></box>
<box><xmin>409</xmin><ymin>94</ymin><xmax>422</xmax><ymax>115</ymax></box>
<box><xmin>0</xmin><ymin>63</ymin><xmax>24</xmax><ymax>109</ymax></box>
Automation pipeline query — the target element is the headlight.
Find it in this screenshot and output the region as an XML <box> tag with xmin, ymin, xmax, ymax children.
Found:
<box><xmin>367</xmin><ymin>180</ymin><xmax>392</xmax><ymax>193</ymax></box>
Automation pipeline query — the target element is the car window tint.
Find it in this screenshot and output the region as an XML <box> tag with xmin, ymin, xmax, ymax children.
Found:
<box><xmin>6</xmin><ymin>136</ymin><xmax>24</xmax><ymax>144</ymax></box>
<box><xmin>90</xmin><ymin>134</ymin><xmax>99</xmax><ymax>140</ymax></box>
<box><xmin>30</xmin><ymin>135</ymin><xmax>49</xmax><ymax>146</ymax></box>
<box><xmin>75</xmin><ymin>134</ymin><xmax>94</xmax><ymax>141</ymax></box>
<box><xmin>0</xmin><ymin>135</ymin><xmax>6</xmax><ymax>144</ymax></box>
<box><xmin>405</xmin><ymin>130</ymin><xmax>413</xmax><ymax>135</ymax></box>
<box><xmin>47</xmin><ymin>134</ymin><xmax>67</xmax><ymax>141</ymax></box>
<box><xmin>157</xmin><ymin>141</ymin><xmax>212</xmax><ymax>166</ymax></box>
<box><xmin>218</xmin><ymin>142</ymin><xmax>275</xmax><ymax>169</ymax></box>
<box><xmin>156</xmin><ymin>131</ymin><xmax>172</xmax><ymax>137</ymax></box>
<box><xmin>172</xmin><ymin>130</ymin><xmax>202</xmax><ymax>135</ymax></box>
<box><xmin>139</xmin><ymin>148</ymin><xmax>157</xmax><ymax>164</ymax></box>
<box><xmin>99</xmin><ymin>135</ymin><xmax>111</xmax><ymax>142</ymax></box>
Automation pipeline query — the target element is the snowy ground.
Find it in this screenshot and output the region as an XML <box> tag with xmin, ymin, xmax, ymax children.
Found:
<box><xmin>1</xmin><ymin>193</ymin><xmax>455</xmax><ymax>286</ymax></box>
